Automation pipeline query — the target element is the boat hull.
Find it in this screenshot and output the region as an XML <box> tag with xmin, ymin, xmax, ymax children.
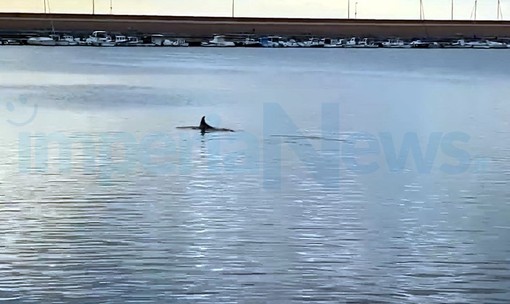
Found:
<box><xmin>27</xmin><ymin>38</ymin><xmax>56</xmax><ymax>46</ymax></box>
<box><xmin>201</xmin><ymin>43</ymin><xmax>235</xmax><ymax>47</ymax></box>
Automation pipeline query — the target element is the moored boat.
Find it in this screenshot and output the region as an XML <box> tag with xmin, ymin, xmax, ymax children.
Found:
<box><xmin>357</xmin><ymin>38</ymin><xmax>379</xmax><ymax>48</ymax></box>
<box><xmin>113</xmin><ymin>34</ymin><xmax>128</xmax><ymax>45</ymax></box>
<box><xmin>163</xmin><ymin>38</ymin><xmax>189</xmax><ymax>47</ymax></box>
<box><xmin>322</xmin><ymin>38</ymin><xmax>343</xmax><ymax>48</ymax></box>
<box><xmin>467</xmin><ymin>40</ymin><xmax>490</xmax><ymax>49</ymax></box>
<box><xmin>344</xmin><ymin>37</ymin><xmax>378</xmax><ymax>48</ymax></box>
<box><xmin>382</xmin><ymin>39</ymin><xmax>409</xmax><ymax>48</ymax></box>
<box><xmin>486</xmin><ymin>40</ymin><xmax>507</xmax><ymax>49</ymax></box>
<box><xmin>284</xmin><ymin>39</ymin><xmax>301</xmax><ymax>48</ymax></box>
<box><xmin>343</xmin><ymin>37</ymin><xmax>358</xmax><ymax>48</ymax></box>
<box><xmin>444</xmin><ymin>39</ymin><xmax>471</xmax><ymax>48</ymax></box>
<box><xmin>86</xmin><ymin>31</ymin><xmax>116</xmax><ymax>47</ymax></box>
<box><xmin>302</xmin><ymin>38</ymin><xmax>322</xmax><ymax>48</ymax></box>
<box><xmin>27</xmin><ymin>36</ymin><xmax>56</xmax><ymax>46</ymax></box>
<box><xmin>126</xmin><ymin>36</ymin><xmax>141</xmax><ymax>46</ymax></box>
<box><xmin>260</xmin><ymin>36</ymin><xmax>285</xmax><ymax>47</ymax></box>
<box><xmin>201</xmin><ymin>35</ymin><xmax>235</xmax><ymax>47</ymax></box>
<box><xmin>409</xmin><ymin>40</ymin><xmax>430</xmax><ymax>48</ymax></box>
<box><xmin>241</xmin><ymin>38</ymin><xmax>262</xmax><ymax>47</ymax></box>
<box><xmin>50</xmin><ymin>34</ymin><xmax>78</xmax><ymax>46</ymax></box>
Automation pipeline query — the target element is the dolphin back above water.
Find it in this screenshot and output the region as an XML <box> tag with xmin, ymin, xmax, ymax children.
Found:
<box><xmin>176</xmin><ymin>116</ymin><xmax>235</xmax><ymax>133</ymax></box>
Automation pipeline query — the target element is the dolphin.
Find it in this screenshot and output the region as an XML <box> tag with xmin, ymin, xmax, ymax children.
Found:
<box><xmin>177</xmin><ymin>116</ymin><xmax>235</xmax><ymax>134</ymax></box>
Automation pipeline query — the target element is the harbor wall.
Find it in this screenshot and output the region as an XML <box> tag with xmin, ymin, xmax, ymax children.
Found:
<box><xmin>1</xmin><ymin>13</ymin><xmax>510</xmax><ymax>39</ymax></box>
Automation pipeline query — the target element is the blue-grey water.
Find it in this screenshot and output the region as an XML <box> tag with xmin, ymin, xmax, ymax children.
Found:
<box><xmin>1</xmin><ymin>46</ymin><xmax>509</xmax><ymax>303</ymax></box>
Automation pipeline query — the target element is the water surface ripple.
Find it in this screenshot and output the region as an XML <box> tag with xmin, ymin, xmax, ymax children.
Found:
<box><xmin>0</xmin><ymin>47</ymin><xmax>509</xmax><ymax>303</ymax></box>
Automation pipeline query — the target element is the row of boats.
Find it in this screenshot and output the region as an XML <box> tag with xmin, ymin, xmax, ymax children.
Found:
<box><xmin>206</xmin><ymin>36</ymin><xmax>510</xmax><ymax>49</ymax></box>
<box><xmin>1</xmin><ymin>31</ymin><xmax>188</xmax><ymax>47</ymax></box>
<box><xmin>3</xmin><ymin>31</ymin><xmax>510</xmax><ymax>49</ymax></box>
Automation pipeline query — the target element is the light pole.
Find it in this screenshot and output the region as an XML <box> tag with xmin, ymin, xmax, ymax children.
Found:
<box><xmin>110</xmin><ymin>0</ymin><xmax>113</xmax><ymax>14</ymax></box>
<box><xmin>348</xmin><ymin>0</ymin><xmax>350</xmax><ymax>19</ymax></box>
<box><xmin>92</xmin><ymin>0</ymin><xmax>95</xmax><ymax>15</ymax></box>
<box><xmin>355</xmin><ymin>2</ymin><xmax>358</xmax><ymax>19</ymax></box>
<box><xmin>232</xmin><ymin>0</ymin><xmax>235</xmax><ymax>18</ymax></box>
<box><xmin>43</xmin><ymin>0</ymin><xmax>47</xmax><ymax>13</ymax></box>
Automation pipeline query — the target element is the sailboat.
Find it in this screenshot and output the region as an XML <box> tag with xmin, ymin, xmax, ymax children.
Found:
<box><xmin>33</xmin><ymin>0</ymin><xmax>78</xmax><ymax>46</ymax></box>
<box><xmin>51</xmin><ymin>34</ymin><xmax>79</xmax><ymax>46</ymax></box>
<box><xmin>48</xmin><ymin>0</ymin><xmax>78</xmax><ymax>46</ymax></box>
<box><xmin>27</xmin><ymin>36</ymin><xmax>56</xmax><ymax>46</ymax></box>
<box><xmin>27</xmin><ymin>0</ymin><xmax>56</xmax><ymax>46</ymax></box>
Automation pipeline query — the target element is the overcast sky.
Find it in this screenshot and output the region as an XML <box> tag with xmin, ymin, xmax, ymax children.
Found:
<box><xmin>0</xmin><ymin>0</ymin><xmax>507</xmax><ymax>20</ymax></box>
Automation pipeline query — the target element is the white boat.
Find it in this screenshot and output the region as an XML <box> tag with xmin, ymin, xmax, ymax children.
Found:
<box><xmin>125</xmin><ymin>36</ymin><xmax>155</xmax><ymax>47</ymax></box>
<box><xmin>344</xmin><ymin>37</ymin><xmax>378</xmax><ymax>48</ymax></box>
<box><xmin>466</xmin><ymin>41</ymin><xmax>490</xmax><ymax>49</ymax></box>
<box><xmin>113</xmin><ymin>35</ymin><xmax>128</xmax><ymax>45</ymax></box>
<box><xmin>302</xmin><ymin>38</ymin><xmax>322</xmax><ymax>48</ymax></box>
<box><xmin>3</xmin><ymin>39</ymin><xmax>21</xmax><ymax>45</ymax></box>
<box><xmin>344</xmin><ymin>37</ymin><xmax>358</xmax><ymax>48</ymax></box>
<box><xmin>50</xmin><ymin>34</ymin><xmax>78</xmax><ymax>46</ymax></box>
<box><xmin>322</xmin><ymin>38</ymin><xmax>343</xmax><ymax>48</ymax></box>
<box><xmin>382</xmin><ymin>39</ymin><xmax>408</xmax><ymax>48</ymax></box>
<box><xmin>201</xmin><ymin>35</ymin><xmax>235</xmax><ymax>47</ymax></box>
<box><xmin>162</xmin><ymin>38</ymin><xmax>189</xmax><ymax>47</ymax></box>
<box><xmin>357</xmin><ymin>38</ymin><xmax>379</xmax><ymax>48</ymax></box>
<box><xmin>27</xmin><ymin>37</ymin><xmax>56</xmax><ymax>46</ymax></box>
<box><xmin>486</xmin><ymin>40</ymin><xmax>507</xmax><ymax>49</ymax></box>
<box><xmin>410</xmin><ymin>40</ymin><xmax>428</xmax><ymax>48</ymax></box>
<box><xmin>260</xmin><ymin>36</ymin><xmax>285</xmax><ymax>48</ymax></box>
<box><xmin>151</xmin><ymin>34</ymin><xmax>165</xmax><ymax>46</ymax></box>
<box><xmin>173</xmin><ymin>38</ymin><xmax>189</xmax><ymax>47</ymax></box>
<box><xmin>62</xmin><ymin>35</ymin><xmax>79</xmax><ymax>46</ymax></box>
<box><xmin>86</xmin><ymin>31</ymin><xmax>116</xmax><ymax>47</ymax></box>
<box><xmin>445</xmin><ymin>39</ymin><xmax>471</xmax><ymax>48</ymax></box>
<box><xmin>242</xmin><ymin>38</ymin><xmax>262</xmax><ymax>47</ymax></box>
<box><xmin>284</xmin><ymin>39</ymin><xmax>300</xmax><ymax>48</ymax></box>
<box><xmin>125</xmin><ymin>36</ymin><xmax>141</xmax><ymax>46</ymax></box>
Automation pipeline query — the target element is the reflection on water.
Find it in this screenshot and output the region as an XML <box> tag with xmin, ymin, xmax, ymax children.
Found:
<box><xmin>0</xmin><ymin>46</ymin><xmax>509</xmax><ymax>303</ymax></box>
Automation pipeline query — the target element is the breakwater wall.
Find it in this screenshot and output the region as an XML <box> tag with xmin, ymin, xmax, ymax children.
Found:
<box><xmin>1</xmin><ymin>13</ymin><xmax>510</xmax><ymax>39</ymax></box>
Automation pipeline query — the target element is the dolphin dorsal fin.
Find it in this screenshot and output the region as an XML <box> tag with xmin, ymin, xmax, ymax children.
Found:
<box><xmin>200</xmin><ymin>116</ymin><xmax>213</xmax><ymax>129</ymax></box>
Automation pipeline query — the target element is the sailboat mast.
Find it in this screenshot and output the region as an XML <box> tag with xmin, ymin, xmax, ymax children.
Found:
<box><xmin>419</xmin><ymin>0</ymin><xmax>425</xmax><ymax>20</ymax></box>
<box><xmin>474</xmin><ymin>0</ymin><xmax>477</xmax><ymax>20</ymax></box>
<box><xmin>45</xmin><ymin>0</ymin><xmax>55</xmax><ymax>33</ymax></box>
<box><xmin>451</xmin><ymin>0</ymin><xmax>454</xmax><ymax>20</ymax></box>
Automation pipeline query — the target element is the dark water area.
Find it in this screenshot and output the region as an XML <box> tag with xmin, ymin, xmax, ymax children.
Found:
<box><xmin>0</xmin><ymin>46</ymin><xmax>509</xmax><ymax>303</ymax></box>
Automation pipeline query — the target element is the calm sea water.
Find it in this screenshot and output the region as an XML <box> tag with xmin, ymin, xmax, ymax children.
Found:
<box><xmin>1</xmin><ymin>46</ymin><xmax>509</xmax><ymax>303</ymax></box>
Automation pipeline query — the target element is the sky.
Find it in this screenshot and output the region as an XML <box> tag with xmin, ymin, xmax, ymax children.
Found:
<box><xmin>0</xmin><ymin>0</ymin><xmax>507</xmax><ymax>20</ymax></box>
